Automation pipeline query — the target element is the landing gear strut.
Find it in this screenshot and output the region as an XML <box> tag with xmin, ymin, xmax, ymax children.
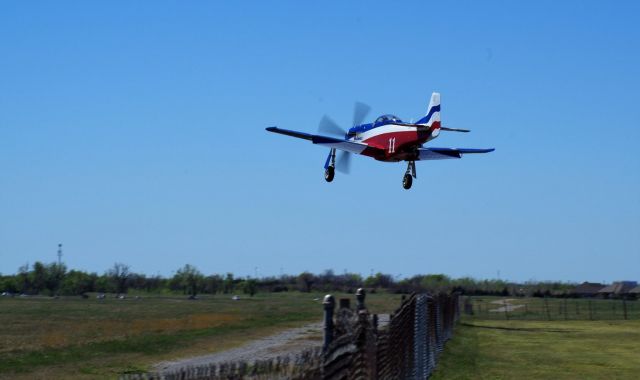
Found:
<box><xmin>325</xmin><ymin>148</ymin><xmax>336</xmax><ymax>182</ymax></box>
<box><xmin>403</xmin><ymin>161</ymin><xmax>416</xmax><ymax>190</ymax></box>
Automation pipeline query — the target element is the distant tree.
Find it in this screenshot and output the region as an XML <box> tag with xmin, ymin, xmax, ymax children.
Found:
<box><xmin>17</xmin><ymin>263</ymin><xmax>31</xmax><ymax>294</ymax></box>
<box><xmin>95</xmin><ymin>275</ymin><xmax>114</xmax><ymax>293</ymax></box>
<box><xmin>0</xmin><ymin>275</ymin><xmax>18</xmax><ymax>293</ymax></box>
<box><xmin>45</xmin><ymin>262</ymin><xmax>67</xmax><ymax>295</ymax></box>
<box><xmin>420</xmin><ymin>274</ymin><xmax>451</xmax><ymax>293</ymax></box>
<box><xmin>31</xmin><ymin>262</ymin><xmax>47</xmax><ymax>294</ymax></box>
<box><xmin>342</xmin><ymin>273</ymin><xmax>364</xmax><ymax>291</ymax></box>
<box><xmin>61</xmin><ymin>270</ymin><xmax>96</xmax><ymax>295</ymax></box>
<box><xmin>364</xmin><ymin>272</ymin><xmax>394</xmax><ymax>289</ymax></box>
<box><xmin>204</xmin><ymin>274</ymin><xmax>223</xmax><ymax>294</ymax></box>
<box><xmin>297</xmin><ymin>272</ymin><xmax>315</xmax><ymax>292</ymax></box>
<box><xmin>223</xmin><ymin>273</ymin><xmax>235</xmax><ymax>294</ymax></box>
<box><xmin>139</xmin><ymin>274</ymin><xmax>164</xmax><ymax>293</ymax></box>
<box><xmin>242</xmin><ymin>279</ymin><xmax>258</xmax><ymax>296</ymax></box>
<box><xmin>174</xmin><ymin>264</ymin><xmax>204</xmax><ymax>297</ymax></box>
<box><xmin>107</xmin><ymin>263</ymin><xmax>130</xmax><ymax>294</ymax></box>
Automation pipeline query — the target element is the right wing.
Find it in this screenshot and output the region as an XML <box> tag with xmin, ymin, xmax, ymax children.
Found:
<box><xmin>266</xmin><ymin>127</ymin><xmax>373</xmax><ymax>155</ymax></box>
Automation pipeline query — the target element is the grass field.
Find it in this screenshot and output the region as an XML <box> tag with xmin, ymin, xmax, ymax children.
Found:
<box><xmin>3</xmin><ymin>294</ymin><xmax>638</xmax><ymax>379</ymax></box>
<box><xmin>0</xmin><ymin>292</ymin><xmax>402</xmax><ymax>379</ymax></box>
<box><xmin>432</xmin><ymin>299</ymin><xmax>640</xmax><ymax>380</ymax></box>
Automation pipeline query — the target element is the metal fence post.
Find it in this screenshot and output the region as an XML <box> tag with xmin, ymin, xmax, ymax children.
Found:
<box><xmin>323</xmin><ymin>295</ymin><xmax>335</xmax><ymax>351</ymax></box>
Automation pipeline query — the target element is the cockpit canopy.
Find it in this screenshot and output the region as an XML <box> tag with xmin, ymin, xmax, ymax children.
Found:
<box><xmin>373</xmin><ymin>114</ymin><xmax>402</xmax><ymax>126</ymax></box>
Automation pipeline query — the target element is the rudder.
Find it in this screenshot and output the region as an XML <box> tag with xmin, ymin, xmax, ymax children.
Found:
<box><xmin>417</xmin><ymin>92</ymin><xmax>441</xmax><ymax>128</ymax></box>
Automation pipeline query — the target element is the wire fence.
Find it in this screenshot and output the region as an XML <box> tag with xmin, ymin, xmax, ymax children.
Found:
<box><xmin>463</xmin><ymin>296</ymin><xmax>640</xmax><ymax>321</ymax></box>
<box><xmin>122</xmin><ymin>292</ymin><xmax>460</xmax><ymax>380</ymax></box>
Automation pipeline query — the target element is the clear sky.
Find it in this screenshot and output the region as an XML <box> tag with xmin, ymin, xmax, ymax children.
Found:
<box><xmin>1</xmin><ymin>1</ymin><xmax>639</xmax><ymax>282</ymax></box>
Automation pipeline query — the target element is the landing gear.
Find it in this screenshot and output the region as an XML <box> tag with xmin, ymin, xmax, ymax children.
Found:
<box><xmin>325</xmin><ymin>166</ymin><xmax>335</xmax><ymax>182</ymax></box>
<box><xmin>324</xmin><ymin>148</ymin><xmax>336</xmax><ymax>183</ymax></box>
<box><xmin>402</xmin><ymin>161</ymin><xmax>416</xmax><ymax>190</ymax></box>
<box><xmin>403</xmin><ymin>173</ymin><xmax>413</xmax><ymax>189</ymax></box>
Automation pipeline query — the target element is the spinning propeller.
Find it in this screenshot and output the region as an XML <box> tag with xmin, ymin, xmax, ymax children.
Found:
<box><xmin>318</xmin><ymin>102</ymin><xmax>371</xmax><ymax>174</ymax></box>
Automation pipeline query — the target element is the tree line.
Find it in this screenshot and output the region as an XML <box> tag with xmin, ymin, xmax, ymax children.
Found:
<box><xmin>0</xmin><ymin>262</ymin><xmax>577</xmax><ymax>298</ymax></box>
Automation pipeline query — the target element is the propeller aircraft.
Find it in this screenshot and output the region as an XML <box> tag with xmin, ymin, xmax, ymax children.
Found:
<box><xmin>266</xmin><ymin>92</ymin><xmax>494</xmax><ymax>189</ymax></box>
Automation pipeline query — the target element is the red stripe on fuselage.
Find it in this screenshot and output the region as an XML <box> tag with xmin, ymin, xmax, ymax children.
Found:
<box><xmin>363</xmin><ymin>128</ymin><xmax>435</xmax><ymax>161</ymax></box>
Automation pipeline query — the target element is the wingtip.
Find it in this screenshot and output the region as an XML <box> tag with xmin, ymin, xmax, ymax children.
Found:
<box><xmin>265</xmin><ymin>126</ymin><xmax>278</xmax><ymax>132</ymax></box>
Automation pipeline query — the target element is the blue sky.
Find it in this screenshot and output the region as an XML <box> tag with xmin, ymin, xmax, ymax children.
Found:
<box><xmin>1</xmin><ymin>1</ymin><xmax>638</xmax><ymax>282</ymax></box>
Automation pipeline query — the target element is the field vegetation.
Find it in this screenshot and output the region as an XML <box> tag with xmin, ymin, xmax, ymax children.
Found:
<box><xmin>0</xmin><ymin>291</ymin><xmax>401</xmax><ymax>379</ymax></box>
<box><xmin>433</xmin><ymin>297</ymin><xmax>640</xmax><ymax>379</ymax></box>
<box><xmin>1</xmin><ymin>261</ymin><xmax>585</xmax><ymax>299</ymax></box>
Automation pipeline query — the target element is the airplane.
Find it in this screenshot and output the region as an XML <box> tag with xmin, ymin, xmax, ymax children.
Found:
<box><xmin>265</xmin><ymin>92</ymin><xmax>494</xmax><ymax>189</ymax></box>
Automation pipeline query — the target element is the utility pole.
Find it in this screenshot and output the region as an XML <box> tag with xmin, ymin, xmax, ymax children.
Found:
<box><xmin>57</xmin><ymin>243</ymin><xmax>63</xmax><ymax>266</ymax></box>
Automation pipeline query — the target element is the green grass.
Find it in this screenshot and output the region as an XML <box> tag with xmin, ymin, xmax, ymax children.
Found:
<box><xmin>432</xmin><ymin>303</ymin><xmax>640</xmax><ymax>379</ymax></box>
<box><xmin>0</xmin><ymin>291</ymin><xmax>402</xmax><ymax>379</ymax></box>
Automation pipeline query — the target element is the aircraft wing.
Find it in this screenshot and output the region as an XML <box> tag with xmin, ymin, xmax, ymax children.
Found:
<box><xmin>266</xmin><ymin>127</ymin><xmax>370</xmax><ymax>155</ymax></box>
<box><xmin>417</xmin><ymin>147</ymin><xmax>495</xmax><ymax>160</ymax></box>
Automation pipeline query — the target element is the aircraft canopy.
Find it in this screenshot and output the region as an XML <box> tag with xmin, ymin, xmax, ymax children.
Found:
<box><xmin>374</xmin><ymin>114</ymin><xmax>402</xmax><ymax>126</ymax></box>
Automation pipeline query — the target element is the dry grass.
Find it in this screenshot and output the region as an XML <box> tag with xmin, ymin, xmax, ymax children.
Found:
<box><xmin>0</xmin><ymin>292</ymin><xmax>402</xmax><ymax>379</ymax></box>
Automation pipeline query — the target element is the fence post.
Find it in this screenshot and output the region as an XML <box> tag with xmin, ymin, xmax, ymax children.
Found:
<box><xmin>544</xmin><ymin>297</ymin><xmax>551</xmax><ymax>321</ymax></box>
<box><xmin>612</xmin><ymin>300</ymin><xmax>616</xmax><ymax>316</ymax></box>
<box><xmin>623</xmin><ymin>297</ymin><xmax>628</xmax><ymax>320</ymax></box>
<box><xmin>323</xmin><ymin>294</ymin><xmax>335</xmax><ymax>351</ymax></box>
<box><xmin>588</xmin><ymin>299</ymin><xmax>593</xmax><ymax>320</ymax></box>
<box><xmin>356</xmin><ymin>288</ymin><xmax>366</xmax><ymax>311</ymax></box>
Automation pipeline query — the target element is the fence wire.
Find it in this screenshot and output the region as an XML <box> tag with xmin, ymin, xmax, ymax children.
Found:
<box><xmin>124</xmin><ymin>292</ymin><xmax>459</xmax><ymax>380</ymax></box>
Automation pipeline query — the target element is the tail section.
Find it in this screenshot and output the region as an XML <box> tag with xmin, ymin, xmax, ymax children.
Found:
<box><xmin>416</xmin><ymin>92</ymin><xmax>441</xmax><ymax>129</ymax></box>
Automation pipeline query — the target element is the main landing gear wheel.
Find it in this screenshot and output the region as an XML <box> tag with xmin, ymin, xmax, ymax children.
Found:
<box><xmin>403</xmin><ymin>161</ymin><xmax>416</xmax><ymax>189</ymax></box>
<box><xmin>325</xmin><ymin>166</ymin><xmax>335</xmax><ymax>182</ymax></box>
<box><xmin>402</xmin><ymin>173</ymin><xmax>413</xmax><ymax>189</ymax></box>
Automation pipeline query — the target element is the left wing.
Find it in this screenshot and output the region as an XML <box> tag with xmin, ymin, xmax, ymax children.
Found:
<box><xmin>418</xmin><ymin>147</ymin><xmax>495</xmax><ymax>160</ymax></box>
<box><xmin>266</xmin><ymin>127</ymin><xmax>373</xmax><ymax>155</ymax></box>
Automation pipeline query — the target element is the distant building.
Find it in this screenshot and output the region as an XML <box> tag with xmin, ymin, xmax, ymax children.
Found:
<box><xmin>629</xmin><ymin>285</ymin><xmax>640</xmax><ymax>296</ymax></box>
<box><xmin>598</xmin><ymin>281</ymin><xmax>638</xmax><ymax>298</ymax></box>
<box><xmin>572</xmin><ymin>282</ymin><xmax>605</xmax><ymax>297</ymax></box>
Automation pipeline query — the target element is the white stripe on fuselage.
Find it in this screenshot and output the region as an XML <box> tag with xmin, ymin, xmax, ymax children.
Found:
<box><xmin>356</xmin><ymin>124</ymin><xmax>418</xmax><ymax>141</ymax></box>
<box><xmin>352</xmin><ymin>123</ymin><xmax>438</xmax><ymax>144</ymax></box>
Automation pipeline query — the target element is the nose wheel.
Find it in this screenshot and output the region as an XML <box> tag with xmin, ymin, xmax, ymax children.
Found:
<box><xmin>402</xmin><ymin>161</ymin><xmax>416</xmax><ymax>190</ymax></box>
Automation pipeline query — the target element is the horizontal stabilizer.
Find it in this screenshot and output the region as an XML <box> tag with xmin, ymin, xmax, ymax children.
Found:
<box><xmin>440</xmin><ymin>127</ymin><xmax>470</xmax><ymax>133</ymax></box>
<box><xmin>418</xmin><ymin>147</ymin><xmax>494</xmax><ymax>160</ymax></box>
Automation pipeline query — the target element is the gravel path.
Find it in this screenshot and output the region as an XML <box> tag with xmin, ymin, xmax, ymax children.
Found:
<box><xmin>153</xmin><ymin>314</ymin><xmax>390</xmax><ymax>374</ymax></box>
<box><xmin>153</xmin><ymin>322</ymin><xmax>323</xmax><ymax>373</ymax></box>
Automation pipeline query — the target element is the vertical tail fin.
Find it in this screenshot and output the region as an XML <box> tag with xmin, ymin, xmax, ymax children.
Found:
<box><xmin>417</xmin><ymin>92</ymin><xmax>441</xmax><ymax>128</ymax></box>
